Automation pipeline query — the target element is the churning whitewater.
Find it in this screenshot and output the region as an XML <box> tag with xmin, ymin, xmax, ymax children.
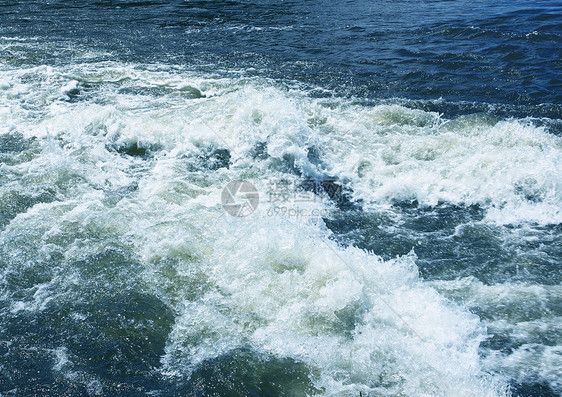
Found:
<box><xmin>1</xmin><ymin>48</ymin><xmax>560</xmax><ymax>396</ymax></box>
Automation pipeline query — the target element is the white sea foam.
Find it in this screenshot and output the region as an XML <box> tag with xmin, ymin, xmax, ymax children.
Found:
<box><xmin>315</xmin><ymin>107</ymin><xmax>562</xmax><ymax>225</ymax></box>
<box><xmin>3</xmin><ymin>58</ymin><xmax>560</xmax><ymax>395</ymax></box>
<box><xmin>431</xmin><ymin>277</ymin><xmax>561</xmax><ymax>394</ymax></box>
<box><xmin>2</xmin><ymin>62</ymin><xmax>560</xmax><ymax>230</ymax></box>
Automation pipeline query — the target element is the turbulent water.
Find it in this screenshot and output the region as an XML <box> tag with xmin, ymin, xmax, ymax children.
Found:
<box><xmin>0</xmin><ymin>1</ymin><xmax>561</xmax><ymax>396</ymax></box>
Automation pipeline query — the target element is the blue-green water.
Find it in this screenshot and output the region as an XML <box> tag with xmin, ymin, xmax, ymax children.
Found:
<box><xmin>0</xmin><ymin>1</ymin><xmax>561</xmax><ymax>396</ymax></box>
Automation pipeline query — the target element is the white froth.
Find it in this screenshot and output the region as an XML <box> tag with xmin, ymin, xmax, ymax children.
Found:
<box><xmin>3</xmin><ymin>62</ymin><xmax>560</xmax><ymax>229</ymax></box>
<box><xmin>317</xmin><ymin>109</ymin><xmax>562</xmax><ymax>225</ymax></box>
<box><xmin>3</xmin><ymin>56</ymin><xmax>559</xmax><ymax>395</ymax></box>
<box><xmin>431</xmin><ymin>277</ymin><xmax>561</xmax><ymax>394</ymax></box>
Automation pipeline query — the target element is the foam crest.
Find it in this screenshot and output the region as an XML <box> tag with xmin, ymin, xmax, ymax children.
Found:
<box><xmin>134</xmin><ymin>206</ymin><xmax>506</xmax><ymax>395</ymax></box>
<box><xmin>318</xmin><ymin>109</ymin><xmax>562</xmax><ymax>225</ymax></box>
<box><xmin>0</xmin><ymin>59</ymin><xmax>525</xmax><ymax>396</ymax></box>
<box><xmin>430</xmin><ymin>277</ymin><xmax>561</xmax><ymax>394</ymax></box>
<box><xmin>5</xmin><ymin>61</ymin><xmax>559</xmax><ymax>228</ymax></box>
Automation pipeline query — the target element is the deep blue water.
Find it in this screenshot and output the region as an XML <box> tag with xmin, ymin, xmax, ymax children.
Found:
<box><xmin>2</xmin><ymin>0</ymin><xmax>561</xmax><ymax>109</ymax></box>
<box><xmin>0</xmin><ymin>1</ymin><xmax>561</xmax><ymax>396</ymax></box>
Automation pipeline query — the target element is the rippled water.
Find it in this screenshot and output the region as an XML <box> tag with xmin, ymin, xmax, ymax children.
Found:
<box><xmin>0</xmin><ymin>1</ymin><xmax>561</xmax><ymax>396</ymax></box>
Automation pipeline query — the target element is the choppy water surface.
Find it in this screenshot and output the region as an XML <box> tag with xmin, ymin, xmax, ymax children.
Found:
<box><xmin>0</xmin><ymin>1</ymin><xmax>561</xmax><ymax>396</ymax></box>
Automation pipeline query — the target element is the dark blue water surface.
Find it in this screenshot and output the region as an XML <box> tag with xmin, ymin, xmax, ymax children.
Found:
<box><xmin>2</xmin><ymin>0</ymin><xmax>561</xmax><ymax>112</ymax></box>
